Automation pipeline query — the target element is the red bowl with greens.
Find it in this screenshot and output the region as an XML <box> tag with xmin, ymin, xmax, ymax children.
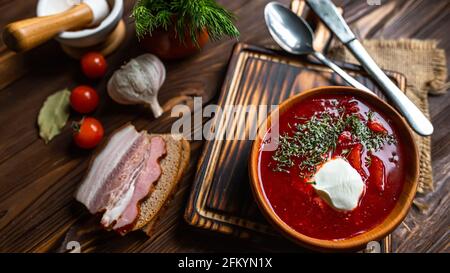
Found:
<box><xmin>249</xmin><ymin>86</ymin><xmax>419</xmax><ymax>251</ymax></box>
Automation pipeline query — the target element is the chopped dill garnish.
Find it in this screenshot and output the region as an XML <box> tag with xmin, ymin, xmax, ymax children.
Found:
<box><xmin>347</xmin><ymin>114</ymin><xmax>396</xmax><ymax>150</ymax></box>
<box><xmin>272</xmin><ymin>110</ymin><xmax>396</xmax><ymax>177</ymax></box>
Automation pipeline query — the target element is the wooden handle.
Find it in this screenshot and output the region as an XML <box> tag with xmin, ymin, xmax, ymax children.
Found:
<box><xmin>2</xmin><ymin>4</ymin><xmax>93</xmax><ymax>52</ymax></box>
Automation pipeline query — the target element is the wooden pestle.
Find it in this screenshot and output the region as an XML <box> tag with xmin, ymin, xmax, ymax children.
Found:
<box><xmin>3</xmin><ymin>3</ymin><xmax>94</xmax><ymax>53</ymax></box>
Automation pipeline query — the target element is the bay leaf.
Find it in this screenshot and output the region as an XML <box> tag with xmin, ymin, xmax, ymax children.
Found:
<box><xmin>37</xmin><ymin>89</ymin><xmax>71</xmax><ymax>143</ymax></box>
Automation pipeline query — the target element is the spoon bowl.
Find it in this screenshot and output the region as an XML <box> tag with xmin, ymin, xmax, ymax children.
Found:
<box><xmin>264</xmin><ymin>2</ymin><xmax>315</xmax><ymax>55</ymax></box>
<box><xmin>264</xmin><ymin>2</ymin><xmax>371</xmax><ymax>93</ymax></box>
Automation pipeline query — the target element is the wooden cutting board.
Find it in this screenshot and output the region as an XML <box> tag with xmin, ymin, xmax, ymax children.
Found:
<box><xmin>184</xmin><ymin>42</ymin><xmax>406</xmax><ymax>253</ymax></box>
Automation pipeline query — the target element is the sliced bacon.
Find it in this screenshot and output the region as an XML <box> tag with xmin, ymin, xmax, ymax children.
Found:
<box><xmin>75</xmin><ymin>125</ymin><xmax>166</xmax><ymax>232</ymax></box>
<box><xmin>98</xmin><ymin>134</ymin><xmax>152</xmax><ymax>228</ymax></box>
<box><xmin>112</xmin><ymin>136</ymin><xmax>166</xmax><ymax>230</ymax></box>
<box><xmin>76</xmin><ymin>125</ymin><xmax>141</xmax><ymax>214</ymax></box>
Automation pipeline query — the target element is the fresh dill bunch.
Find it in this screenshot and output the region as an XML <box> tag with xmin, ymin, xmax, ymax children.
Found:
<box><xmin>132</xmin><ymin>0</ymin><xmax>240</xmax><ymax>45</ymax></box>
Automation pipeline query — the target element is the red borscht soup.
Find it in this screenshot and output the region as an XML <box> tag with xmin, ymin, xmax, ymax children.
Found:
<box><xmin>258</xmin><ymin>94</ymin><xmax>406</xmax><ymax>240</ymax></box>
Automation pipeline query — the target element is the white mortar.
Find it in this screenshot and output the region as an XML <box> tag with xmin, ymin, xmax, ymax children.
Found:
<box><xmin>36</xmin><ymin>0</ymin><xmax>124</xmax><ymax>48</ymax></box>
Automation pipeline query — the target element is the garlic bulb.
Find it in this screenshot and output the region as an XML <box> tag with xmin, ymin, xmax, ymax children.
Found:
<box><xmin>107</xmin><ymin>54</ymin><xmax>166</xmax><ymax>118</ymax></box>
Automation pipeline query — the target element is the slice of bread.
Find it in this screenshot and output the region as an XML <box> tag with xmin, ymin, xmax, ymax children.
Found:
<box><xmin>141</xmin><ymin>137</ymin><xmax>190</xmax><ymax>235</ymax></box>
<box><xmin>132</xmin><ymin>134</ymin><xmax>190</xmax><ymax>231</ymax></box>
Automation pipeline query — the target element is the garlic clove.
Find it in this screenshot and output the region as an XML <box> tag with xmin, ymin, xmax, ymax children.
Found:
<box><xmin>107</xmin><ymin>54</ymin><xmax>166</xmax><ymax>118</ymax></box>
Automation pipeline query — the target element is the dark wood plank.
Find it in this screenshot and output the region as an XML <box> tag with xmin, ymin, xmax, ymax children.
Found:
<box><xmin>0</xmin><ymin>0</ymin><xmax>448</xmax><ymax>253</ymax></box>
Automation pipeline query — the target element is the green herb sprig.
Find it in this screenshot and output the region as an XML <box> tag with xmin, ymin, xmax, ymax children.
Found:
<box><xmin>132</xmin><ymin>0</ymin><xmax>240</xmax><ymax>45</ymax></box>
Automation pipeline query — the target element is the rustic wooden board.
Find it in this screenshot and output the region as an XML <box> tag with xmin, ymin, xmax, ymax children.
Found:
<box><xmin>185</xmin><ymin>42</ymin><xmax>406</xmax><ymax>252</ymax></box>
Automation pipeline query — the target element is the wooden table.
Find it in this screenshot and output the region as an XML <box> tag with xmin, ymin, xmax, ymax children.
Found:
<box><xmin>0</xmin><ymin>0</ymin><xmax>448</xmax><ymax>253</ymax></box>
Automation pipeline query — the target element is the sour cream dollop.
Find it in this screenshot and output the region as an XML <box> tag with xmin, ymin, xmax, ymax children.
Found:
<box><xmin>312</xmin><ymin>158</ymin><xmax>365</xmax><ymax>211</ymax></box>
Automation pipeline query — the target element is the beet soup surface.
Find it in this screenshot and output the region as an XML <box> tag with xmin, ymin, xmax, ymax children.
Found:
<box><xmin>257</xmin><ymin>94</ymin><xmax>406</xmax><ymax>240</ymax></box>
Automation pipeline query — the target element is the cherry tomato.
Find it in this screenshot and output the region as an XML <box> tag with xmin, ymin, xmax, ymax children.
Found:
<box><xmin>73</xmin><ymin>117</ymin><xmax>104</xmax><ymax>149</ymax></box>
<box><xmin>368</xmin><ymin>120</ymin><xmax>387</xmax><ymax>134</ymax></box>
<box><xmin>369</xmin><ymin>155</ymin><xmax>386</xmax><ymax>192</ymax></box>
<box><xmin>70</xmin><ymin>85</ymin><xmax>99</xmax><ymax>114</ymax></box>
<box><xmin>347</xmin><ymin>144</ymin><xmax>363</xmax><ymax>172</ymax></box>
<box><xmin>81</xmin><ymin>52</ymin><xmax>107</xmax><ymax>79</ymax></box>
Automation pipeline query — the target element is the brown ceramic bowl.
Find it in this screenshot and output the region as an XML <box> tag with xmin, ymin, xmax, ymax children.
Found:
<box><xmin>249</xmin><ymin>86</ymin><xmax>419</xmax><ymax>251</ymax></box>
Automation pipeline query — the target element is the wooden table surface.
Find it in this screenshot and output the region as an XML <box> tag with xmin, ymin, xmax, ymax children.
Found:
<box><xmin>0</xmin><ymin>0</ymin><xmax>448</xmax><ymax>253</ymax></box>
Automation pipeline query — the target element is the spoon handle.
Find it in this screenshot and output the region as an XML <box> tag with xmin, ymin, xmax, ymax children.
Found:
<box><xmin>312</xmin><ymin>51</ymin><xmax>371</xmax><ymax>93</ymax></box>
<box><xmin>346</xmin><ymin>40</ymin><xmax>433</xmax><ymax>136</ymax></box>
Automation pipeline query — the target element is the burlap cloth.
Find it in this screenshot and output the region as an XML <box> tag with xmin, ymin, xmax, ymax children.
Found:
<box><xmin>329</xmin><ymin>39</ymin><xmax>448</xmax><ymax>197</ymax></box>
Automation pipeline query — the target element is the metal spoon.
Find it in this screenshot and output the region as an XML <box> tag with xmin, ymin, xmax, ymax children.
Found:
<box><xmin>264</xmin><ymin>2</ymin><xmax>371</xmax><ymax>93</ymax></box>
